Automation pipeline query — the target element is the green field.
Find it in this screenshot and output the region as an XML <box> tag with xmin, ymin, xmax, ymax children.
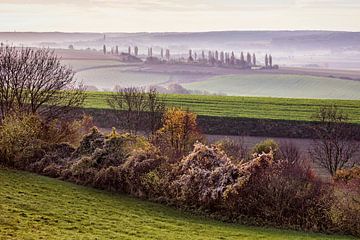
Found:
<box><xmin>183</xmin><ymin>74</ymin><xmax>360</xmax><ymax>100</ymax></box>
<box><xmin>0</xmin><ymin>168</ymin><xmax>354</xmax><ymax>240</ymax></box>
<box><xmin>84</xmin><ymin>92</ymin><xmax>360</xmax><ymax>123</ymax></box>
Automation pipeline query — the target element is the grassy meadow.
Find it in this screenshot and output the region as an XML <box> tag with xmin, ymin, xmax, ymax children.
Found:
<box><xmin>84</xmin><ymin>92</ymin><xmax>360</xmax><ymax>123</ymax></box>
<box><xmin>0</xmin><ymin>168</ymin><xmax>355</xmax><ymax>240</ymax></box>
<box><xmin>183</xmin><ymin>74</ymin><xmax>360</xmax><ymax>100</ymax></box>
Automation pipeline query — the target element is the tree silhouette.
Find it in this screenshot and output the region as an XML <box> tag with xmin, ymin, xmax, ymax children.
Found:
<box><xmin>220</xmin><ymin>52</ymin><xmax>224</xmax><ymax>64</ymax></box>
<box><xmin>265</xmin><ymin>54</ymin><xmax>269</xmax><ymax>68</ymax></box>
<box><xmin>103</xmin><ymin>45</ymin><xmax>106</xmax><ymax>54</ymax></box>
<box><xmin>240</xmin><ymin>52</ymin><xmax>245</xmax><ymax>63</ymax></box>
<box><xmin>247</xmin><ymin>52</ymin><xmax>252</xmax><ymax>65</ymax></box>
<box><xmin>188</xmin><ymin>50</ymin><xmax>194</xmax><ymax>62</ymax></box>
<box><xmin>253</xmin><ymin>53</ymin><xmax>256</xmax><ymax>66</ymax></box>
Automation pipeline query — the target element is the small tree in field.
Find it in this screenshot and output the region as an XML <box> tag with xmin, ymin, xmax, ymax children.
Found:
<box><xmin>107</xmin><ymin>87</ymin><xmax>165</xmax><ymax>134</ymax></box>
<box><xmin>0</xmin><ymin>46</ymin><xmax>85</xmax><ymax>121</ymax></box>
<box><xmin>309</xmin><ymin>105</ymin><xmax>359</xmax><ymax>176</ymax></box>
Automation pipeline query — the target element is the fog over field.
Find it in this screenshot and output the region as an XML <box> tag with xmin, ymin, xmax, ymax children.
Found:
<box><xmin>1</xmin><ymin>31</ymin><xmax>360</xmax><ymax>69</ymax></box>
<box><xmin>6</xmin><ymin>31</ymin><xmax>360</xmax><ymax>99</ymax></box>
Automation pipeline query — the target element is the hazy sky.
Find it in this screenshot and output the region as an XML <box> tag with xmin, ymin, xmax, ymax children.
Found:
<box><xmin>0</xmin><ymin>0</ymin><xmax>359</xmax><ymax>32</ymax></box>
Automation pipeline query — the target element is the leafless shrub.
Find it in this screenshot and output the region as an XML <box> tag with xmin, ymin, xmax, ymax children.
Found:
<box><xmin>107</xmin><ymin>87</ymin><xmax>165</xmax><ymax>134</ymax></box>
<box><xmin>279</xmin><ymin>140</ymin><xmax>302</xmax><ymax>165</ymax></box>
<box><xmin>309</xmin><ymin>105</ymin><xmax>359</xmax><ymax>176</ymax></box>
<box><xmin>216</xmin><ymin>137</ymin><xmax>249</xmax><ymax>163</ymax></box>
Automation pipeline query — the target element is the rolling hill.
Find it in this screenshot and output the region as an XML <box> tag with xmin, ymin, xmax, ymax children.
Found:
<box><xmin>0</xmin><ymin>168</ymin><xmax>355</xmax><ymax>240</ymax></box>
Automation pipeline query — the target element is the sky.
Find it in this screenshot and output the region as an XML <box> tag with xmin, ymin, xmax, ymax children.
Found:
<box><xmin>0</xmin><ymin>0</ymin><xmax>359</xmax><ymax>32</ymax></box>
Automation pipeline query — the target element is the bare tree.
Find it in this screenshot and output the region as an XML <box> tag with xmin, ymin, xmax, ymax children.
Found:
<box><xmin>107</xmin><ymin>87</ymin><xmax>165</xmax><ymax>134</ymax></box>
<box><xmin>309</xmin><ymin>105</ymin><xmax>359</xmax><ymax>176</ymax></box>
<box><xmin>0</xmin><ymin>46</ymin><xmax>85</xmax><ymax>121</ymax></box>
<box><xmin>147</xmin><ymin>88</ymin><xmax>166</xmax><ymax>134</ymax></box>
<box><xmin>279</xmin><ymin>141</ymin><xmax>301</xmax><ymax>165</ymax></box>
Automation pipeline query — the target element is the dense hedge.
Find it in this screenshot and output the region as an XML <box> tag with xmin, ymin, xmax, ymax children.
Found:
<box><xmin>0</xmin><ymin>116</ymin><xmax>359</xmax><ymax>236</ymax></box>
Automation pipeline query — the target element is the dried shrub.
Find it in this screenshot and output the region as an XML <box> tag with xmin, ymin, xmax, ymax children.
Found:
<box><xmin>216</xmin><ymin>137</ymin><xmax>249</xmax><ymax>164</ymax></box>
<box><xmin>332</xmin><ymin>167</ymin><xmax>360</xmax><ymax>236</ymax></box>
<box><xmin>169</xmin><ymin>143</ymin><xmax>242</xmax><ymax>211</ymax></box>
<box><xmin>72</xmin><ymin>127</ymin><xmax>105</xmax><ymax>157</ymax></box>
<box><xmin>0</xmin><ymin>113</ymin><xmax>44</xmax><ymax>168</ymax></box>
<box><xmin>29</xmin><ymin>143</ymin><xmax>75</xmax><ymax>177</ymax></box>
<box><xmin>0</xmin><ymin>112</ymin><xmax>93</xmax><ymax>169</ymax></box>
<box><xmin>93</xmin><ymin>166</ymin><xmax>123</xmax><ymax>191</ymax></box>
<box><xmin>279</xmin><ymin>140</ymin><xmax>302</xmax><ymax>164</ymax></box>
<box><xmin>229</xmin><ymin>160</ymin><xmax>334</xmax><ymax>231</ymax></box>
<box><xmin>120</xmin><ymin>146</ymin><xmax>166</xmax><ymax>198</ymax></box>
<box><xmin>67</xmin><ymin>156</ymin><xmax>98</xmax><ymax>185</ymax></box>
<box><xmin>42</xmin><ymin>114</ymin><xmax>94</xmax><ymax>147</ymax></box>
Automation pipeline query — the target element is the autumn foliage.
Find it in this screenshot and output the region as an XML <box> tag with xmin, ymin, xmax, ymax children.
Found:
<box><xmin>153</xmin><ymin>107</ymin><xmax>202</xmax><ymax>159</ymax></box>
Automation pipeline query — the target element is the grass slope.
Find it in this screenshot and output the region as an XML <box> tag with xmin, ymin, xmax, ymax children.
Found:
<box><xmin>0</xmin><ymin>168</ymin><xmax>354</xmax><ymax>240</ymax></box>
<box><xmin>84</xmin><ymin>92</ymin><xmax>360</xmax><ymax>123</ymax></box>
<box><xmin>183</xmin><ymin>74</ymin><xmax>360</xmax><ymax>100</ymax></box>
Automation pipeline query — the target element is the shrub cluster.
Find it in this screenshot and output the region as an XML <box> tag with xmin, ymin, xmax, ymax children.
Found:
<box><xmin>1</xmin><ymin>113</ymin><xmax>359</xmax><ymax>236</ymax></box>
<box><xmin>332</xmin><ymin>167</ymin><xmax>360</xmax><ymax>236</ymax></box>
<box><xmin>0</xmin><ymin>113</ymin><xmax>93</xmax><ymax>169</ymax></box>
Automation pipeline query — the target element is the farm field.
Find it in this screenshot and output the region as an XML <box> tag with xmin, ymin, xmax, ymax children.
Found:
<box><xmin>61</xmin><ymin>57</ymin><xmax>360</xmax><ymax>98</ymax></box>
<box><xmin>0</xmin><ymin>168</ymin><xmax>355</xmax><ymax>240</ymax></box>
<box><xmin>76</xmin><ymin>68</ymin><xmax>171</xmax><ymax>91</ymax></box>
<box><xmin>61</xmin><ymin>59</ymin><xmax>125</xmax><ymax>72</ymax></box>
<box><xmin>183</xmin><ymin>74</ymin><xmax>360</xmax><ymax>99</ymax></box>
<box><xmin>84</xmin><ymin>92</ymin><xmax>360</xmax><ymax>123</ymax></box>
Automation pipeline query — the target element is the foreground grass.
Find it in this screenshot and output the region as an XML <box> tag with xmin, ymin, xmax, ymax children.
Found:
<box><xmin>0</xmin><ymin>168</ymin><xmax>354</xmax><ymax>240</ymax></box>
<box><xmin>84</xmin><ymin>92</ymin><xmax>360</xmax><ymax>123</ymax></box>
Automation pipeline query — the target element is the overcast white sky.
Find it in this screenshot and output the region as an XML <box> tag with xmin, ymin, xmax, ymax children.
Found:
<box><xmin>0</xmin><ymin>0</ymin><xmax>359</xmax><ymax>32</ymax></box>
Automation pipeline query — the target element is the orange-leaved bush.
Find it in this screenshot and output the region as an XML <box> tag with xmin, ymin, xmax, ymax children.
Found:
<box><xmin>152</xmin><ymin>107</ymin><xmax>202</xmax><ymax>160</ymax></box>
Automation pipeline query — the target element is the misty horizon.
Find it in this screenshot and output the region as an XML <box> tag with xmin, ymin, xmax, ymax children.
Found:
<box><xmin>1</xmin><ymin>0</ymin><xmax>359</xmax><ymax>32</ymax></box>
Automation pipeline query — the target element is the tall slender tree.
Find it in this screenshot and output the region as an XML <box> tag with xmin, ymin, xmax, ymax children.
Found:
<box><xmin>219</xmin><ymin>51</ymin><xmax>224</xmax><ymax>64</ymax></box>
<box><xmin>215</xmin><ymin>51</ymin><xmax>219</xmax><ymax>61</ymax></box>
<box><xmin>265</xmin><ymin>54</ymin><xmax>269</xmax><ymax>68</ymax></box>
<box><xmin>253</xmin><ymin>53</ymin><xmax>256</xmax><ymax>66</ymax></box>
<box><xmin>165</xmin><ymin>49</ymin><xmax>170</xmax><ymax>61</ymax></box>
<box><xmin>103</xmin><ymin>45</ymin><xmax>106</xmax><ymax>54</ymax></box>
<box><xmin>240</xmin><ymin>52</ymin><xmax>245</xmax><ymax>63</ymax></box>
<box><xmin>134</xmin><ymin>46</ymin><xmax>139</xmax><ymax>56</ymax></box>
<box><xmin>231</xmin><ymin>52</ymin><xmax>236</xmax><ymax>65</ymax></box>
<box><xmin>247</xmin><ymin>52</ymin><xmax>252</xmax><ymax>65</ymax></box>
<box><xmin>188</xmin><ymin>50</ymin><xmax>194</xmax><ymax>62</ymax></box>
<box><xmin>269</xmin><ymin>54</ymin><xmax>273</xmax><ymax>68</ymax></box>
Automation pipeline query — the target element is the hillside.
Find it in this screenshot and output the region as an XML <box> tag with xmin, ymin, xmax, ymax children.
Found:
<box><xmin>84</xmin><ymin>93</ymin><xmax>360</xmax><ymax>123</ymax></box>
<box><xmin>0</xmin><ymin>168</ymin><xmax>355</xmax><ymax>240</ymax></box>
<box><xmin>183</xmin><ymin>74</ymin><xmax>360</xmax><ymax>99</ymax></box>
